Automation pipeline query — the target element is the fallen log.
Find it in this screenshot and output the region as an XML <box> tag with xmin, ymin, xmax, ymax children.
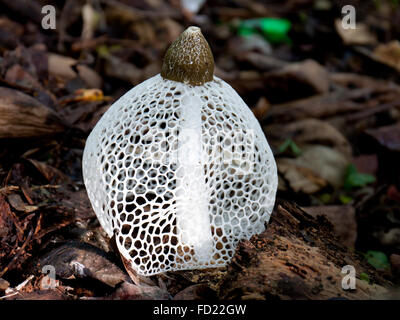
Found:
<box><xmin>216</xmin><ymin>200</ymin><xmax>394</xmax><ymax>300</ymax></box>
<box><xmin>174</xmin><ymin>200</ymin><xmax>395</xmax><ymax>300</ymax></box>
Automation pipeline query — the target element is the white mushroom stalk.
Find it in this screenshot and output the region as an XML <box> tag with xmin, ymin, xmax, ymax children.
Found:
<box><xmin>176</xmin><ymin>93</ymin><xmax>213</xmax><ymax>263</ymax></box>
<box><xmin>82</xmin><ymin>26</ymin><xmax>278</xmax><ymax>276</ymax></box>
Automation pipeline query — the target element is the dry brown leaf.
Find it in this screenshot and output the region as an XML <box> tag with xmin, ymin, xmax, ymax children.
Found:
<box><xmin>0</xmin><ymin>87</ymin><xmax>66</xmax><ymax>138</ymax></box>
<box><xmin>330</xmin><ymin>72</ymin><xmax>400</xmax><ymax>91</ymax></box>
<box><xmin>7</xmin><ymin>194</ymin><xmax>38</xmax><ymax>213</ymax></box>
<box><xmin>5</xmin><ymin>64</ymin><xmax>44</xmax><ymax>93</ymax></box>
<box><xmin>0</xmin><ymin>195</ymin><xmax>13</xmax><ymax>238</ymax></box>
<box><xmin>266</xmin><ymin>118</ymin><xmax>352</xmax><ymax>159</ymax></box>
<box><xmin>374</xmin><ymin>41</ymin><xmax>400</xmax><ymax>73</ymax></box>
<box><xmin>0</xmin><ymin>278</ymin><xmax>10</xmax><ymax>291</ymax></box>
<box><xmin>277</xmin><ymin>145</ymin><xmax>349</xmax><ymax>193</ymax></box>
<box><xmin>103</xmin><ymin>55</ymin><xmax>159</xmax><ymax>85</ymax></box>
<box><xmin>264</xmin><ymin>59</ymin><xmax>330</xmax><ymax>101</ymax></box>
<box><xmin>48</xmin><ymin>53</ymin><xmax>102</xmax><ymax>88</ymax></box>
<box><xmin>278</xmin><ymin>159</ymin><xmax>327</xmax><ymax>194</ymax></box>
<box><xmin>235</xmin><ymin>51</ymin><xmax>288</xmax><ymax>72</ymax></box>
<box><xmin>334</xmin><ymin>19</ymin><xmax>377</xmax><ymax>46</ymax></box>
<box><xmin>40</xmin><ymin>241</ymin><xmax>129</xmax><ymax>288</ymax></box>
<box><xmin>27</xmin><ymin>159</ymin><xmax>72</xmax><ymax>185</ymax></box>
<box><xmin>265</xmin><ymin>87</ymin><xmax>381</xmax><ymax>124</ymax></box>
<box><xmin>365</xmin><ymin>122</ymin><xmax>400</xmax><ymax>152</ymax></box>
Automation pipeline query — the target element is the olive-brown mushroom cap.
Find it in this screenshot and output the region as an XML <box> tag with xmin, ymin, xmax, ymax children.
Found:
<box><xmin>161</xmin><ymin>26</ymin><xmax>214</xmax><ymax>86</ymax></box>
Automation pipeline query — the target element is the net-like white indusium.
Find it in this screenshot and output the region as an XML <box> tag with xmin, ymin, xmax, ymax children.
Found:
<box><xmin>83</xmin><ymin>74</ymin><xmax>278</xmax><ymax>276</ymax></box>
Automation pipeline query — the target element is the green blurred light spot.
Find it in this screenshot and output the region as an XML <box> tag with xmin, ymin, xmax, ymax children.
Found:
<box><xmin>278</xmin><ymin>138</ymin><xmax>302</xmax><ymax>156</ymax></box>
<box><xmin>344</xmin><ymin>164</ymin><xmax>376</xmax><ymax>190</ymax></box>
<box><xmin>238</xmin><ymin>26</ymin><xmax>256</xmax><ymax>36</ymax></box>
<box><xmin>365</xmin><ymin>251</ymin><xmax>390</xmax><ymax>270</ymax></box>
<box><xmin>319</xmin><ymin>193</ymin><xmax>332</xmax><ymax>204</ymax></box>
<box><xmin>339</xmin><ymin>194</ymin><xmax>353</xmax><ymax>205</ymax></box>
<box><xmin>360</xmin><ymin>272</ymin><xmax>370</xmax><ymax>283</ymax></box>
<box><xmin>260</xmin><ymin>18</ymin><xmax>291</xmax><ymax>43</ymax></box>
<box><xmin>238</xmin><ymin>18</ymin><xmax>291</xmax><ymax>44</ymax></box>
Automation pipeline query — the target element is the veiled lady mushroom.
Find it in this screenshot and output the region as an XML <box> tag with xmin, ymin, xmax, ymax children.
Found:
<box><xmin>82</xmin><ymin>26</ymin><xmax>278</xmax><ymax>276</ymax></box>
